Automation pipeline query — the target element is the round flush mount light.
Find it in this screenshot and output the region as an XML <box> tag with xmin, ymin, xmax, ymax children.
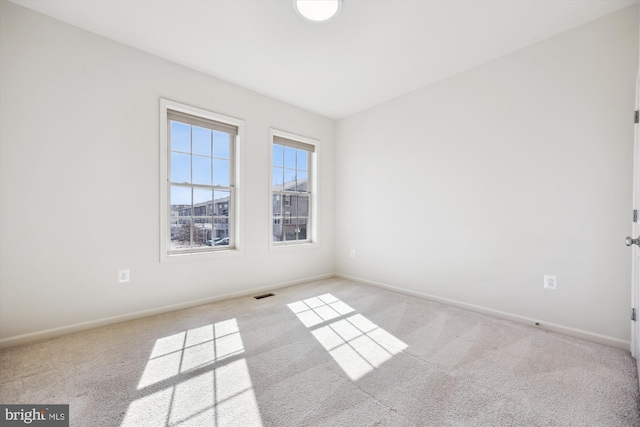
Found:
<box><xmin>294</xmin><ymin>0</ymin><xmax>342</xmax><ymax>23</ymax></box>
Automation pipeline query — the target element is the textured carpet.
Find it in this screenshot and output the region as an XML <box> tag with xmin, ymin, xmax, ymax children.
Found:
<box><xmin>1</xmin><ymin>277</ymin><xmax>639</xmax><ymax>426</ymax></box>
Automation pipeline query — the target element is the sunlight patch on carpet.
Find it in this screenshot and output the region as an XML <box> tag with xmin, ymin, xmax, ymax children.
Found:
<box><xmin>121</xmin><ymin>319</ymin><xmax>263</xmax><ymax>427</ymax></box>
<box><xmin>288</xmin><ymin>294</ymin><xmax>408</xmax><ymax>380</ymax></box>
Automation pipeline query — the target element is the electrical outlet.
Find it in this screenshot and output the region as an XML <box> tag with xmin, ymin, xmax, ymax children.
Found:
<box><xmin>350</xmin><ymin>249</ymin><xmax>355</xmax><ymax>258</ymax></box>
<box><xmin>543</xmin><ymin>275</ymin><xmax>557</xmax><ymax>290</ymax></box>
<box><xmin>118</xmin><ymin>269</ymin><xmax>130</xmax><ymax>283</ymax></box>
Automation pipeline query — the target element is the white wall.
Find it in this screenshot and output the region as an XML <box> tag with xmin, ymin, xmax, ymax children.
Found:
<box><xmin>2</xmin><ymin>1</ymin><xmax>638</xmax><ymax>348</ymax></box>
<box><xmin>0</xmin><ymin>1</ymin><xmax>335</xmax><ymax>342</ymax></box>
<box><xmin>336</xmin><ymin>6</ymin><xmax>639</xmax><ymax>342</ymax></box>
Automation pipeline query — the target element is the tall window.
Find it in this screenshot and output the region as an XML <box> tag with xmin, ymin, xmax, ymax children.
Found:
<box><xmin>162</xmin><ymin>101</ymin><xmax>240</xmax><ymax>256</ymax></box>
<box><xmin>271</xmin><ymin>133</ymin><xmax>316</xmax><ymax>245</ymax></box>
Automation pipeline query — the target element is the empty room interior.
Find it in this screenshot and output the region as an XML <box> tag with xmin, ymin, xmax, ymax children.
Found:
<box><xmin>2</xmin><ymin>0</ymin><xmax>640</xmax><ymax>425</ymax></box>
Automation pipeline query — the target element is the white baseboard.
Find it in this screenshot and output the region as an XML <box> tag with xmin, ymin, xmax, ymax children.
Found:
<box><xmin>335</xmin><ymin>273</ymin><xmax>631</xmax><ymax>351</ymax></box>
<box><xmin>0</xmin><ymin>273</ymin><xmax>334</xmax><ymax>349</ymax></box>
<box><xmin>3</xmin><ymin>272</ymin><xmax>630</xmax><ymax>351</ymax></box>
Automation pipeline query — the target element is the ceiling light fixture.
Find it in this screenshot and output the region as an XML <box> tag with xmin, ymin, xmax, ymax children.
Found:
<box><xmin>294</xmin><ymin>0</ymin><xmax>342</xmax><ymax>23</ymax></box>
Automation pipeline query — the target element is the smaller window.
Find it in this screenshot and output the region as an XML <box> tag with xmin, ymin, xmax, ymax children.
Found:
<box><xmin>270</xmin><ymin>131</ymin><xmax>317</xmax><ymax>246</ymax></box>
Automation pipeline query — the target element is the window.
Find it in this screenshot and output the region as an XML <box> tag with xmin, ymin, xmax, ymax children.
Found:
<box><xmin>160</xmin><ymin>100</ymin><xmax>242</xmax><ymax>259</ymax></box>
<box><xmin>271</xmin><ymin>131</ymin><xmax>317</xmax><ymax>245</ymax></box>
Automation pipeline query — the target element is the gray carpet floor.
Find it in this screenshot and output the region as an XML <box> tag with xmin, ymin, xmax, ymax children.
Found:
<box><xmin>1</xmin><ymin>277</ymin><xmax>639</xmax><ymax>426</ymax></box>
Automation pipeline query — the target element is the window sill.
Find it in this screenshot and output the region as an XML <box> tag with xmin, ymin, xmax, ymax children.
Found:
<box><xmin>270</xmin><ymin>241</ymin><xmax>319</xmax><ymax>252</ymax></box>
<box><xmin>161</xmin><ymin>248</ymin><xmax>243</xmax><ymax>263</ymax></box>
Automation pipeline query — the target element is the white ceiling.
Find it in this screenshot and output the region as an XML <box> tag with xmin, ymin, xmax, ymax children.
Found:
<box><xmin>12</xmin><ymin>0</ymin><xmax>638</xmax><ymax>119</ymax></box>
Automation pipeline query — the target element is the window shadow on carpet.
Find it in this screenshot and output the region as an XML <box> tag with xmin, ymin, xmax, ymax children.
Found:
<box><xmin>120</xmin><ymin>319</ymin><xmax>263</xmax><ymax>427</ymax></box>
<box><xmin>288</xmin><ymin>293</ymin><xmax>408</xmax><ymax>380</ymax></box>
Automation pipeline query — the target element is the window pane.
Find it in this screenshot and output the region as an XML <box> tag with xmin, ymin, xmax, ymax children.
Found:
<box><xmin>171</xmin><ymin>185</ymin><xmax>191</xmax><ymax>209</ymax></box>
<box><xmin>284</xmin><ymin>195</ymin><xmax>297</xmax><ymax>218</ymax></box>
<box><xmin>297</xmin><ymin>220</ymin><xmax>307</xmax><ymax>240</ymax></box>
<box><xmin>272</xmin><ymin>167</ymin><xmax>284</xmax><ymax>190</ymax></box>
<box><xmin>194</xmin><ymin>218</ymin><xmax>212</xmax><ymax>247</ymax></box>
<box><xmin>297</xmin><ymin>150</ymin><xmax>308</xmax><ymax>171</ymax></box>
<box><xmin>297</xmin><ymin>195</ymin><xmax>308</xmax><ymax>218</ymax></box>
<box><xmin>284</xmin><ymin>146</ymin><xmax>296</xmax><ymax>169</ymax></box>
<box><xmin>171</xmin><ymin>186</ymin><xmax>192</xmax><ymax>250</ymax></box>
<box><xmin>273</xmin><ymin>144</ymin><xmax>283</xmax><ymax>167</ymax></box>
<box><xmin>273</xmin><ymin>220</ymin><xmax>283</xmax><ymax>242</ymax></box>
<box><xmin>171</xmin><ymin>121</ymin><xmax>190</xmax><ymax>153</ymax></box>
<box><xmin>171</xmin><ymin>218</ymin><xmax>192</xmax><ymax>250</ymax></box>
<box><xmin>214</xmin><ymin>132</ymin><xmax>230</xmax><ymax>159</ymax></box>
<box><xmin>192</xmin><ymin>156</ymin><xmax>212</xmax><ymax>185</ymax></box>
<box><xmin>214</xmin><ymin>159</ymin><xmax>230</xmax><ymax>186</ymax></box>
<box><xmin>193</xmin><ymin>188</ymin><xmax>212</xmax><ymax>216</ymax></box>
<box><xmin>214</xmin><ymin>190</ymin><xmax>230</xmax><ymax>216</ymax></box>
<box><xmin>273</xmin><ymin>194</ymin><xmax>282</xmax><ymax>217</ymax></box>
<box><xmin>296</xmin><ymin>171</ymin><xmax>308</xmax><ymax>192</ymax></box>
<box><xmin>192</xmin><ymin>126</ymin><xmax>211</xmax><ymax>156</ymax></box>
<box><xmin>284</xmin><ymin>218</ymin><xmax>297</xmax><ymax>241</ymax></box>
<box><xmin>213</xmin><ymin>218</ymin><xmax>229</xmax><ymax>246</ymax></box>
<box><xmin>171</xmin><ymin>152</ymin><xmax>190</xmax><ymax>183</ymax></box>
<box><xmin>284</xmin><ymin>168</ymin><xmax>296</xmax><ymax>190</ymax></box>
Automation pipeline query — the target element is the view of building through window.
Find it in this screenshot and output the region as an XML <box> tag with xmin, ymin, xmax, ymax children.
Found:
<box><xmin>168</xmin><ymin>111</ymin><xmax>236</xmax><ymax>252</ymax></box>
<box><xmin>272</xmin><ymin>138</ymin><xmax>313</xmax><ymax>243</ymax></box>
<box><xmin>164</xmin><ymin>107</ymin><xmax>316</xmax><ymax>254</ymax></box>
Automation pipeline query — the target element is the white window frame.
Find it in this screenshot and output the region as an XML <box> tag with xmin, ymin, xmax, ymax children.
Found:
<box><xmin>160</xmin><ymin>99</ymin><xmax>243</xmax><ymax>262</ymax></box>
<box><xmin>269</xmin><ymin>129</ymin><xmax>319</xmax><ymax>249</ymax></box>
